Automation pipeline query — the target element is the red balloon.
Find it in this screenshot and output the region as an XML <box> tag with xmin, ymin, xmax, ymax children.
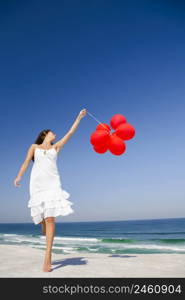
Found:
<box><xmin>110</xmin><ymin>114</ymin><xmax>127</xmax><ymax>130</ymax></box>
<box><xmin>93</xmin><ymin>143</ymin><xmax>109</xmax><ymax>154</ymax></box>
<box><xmin>115</xmin><ymin>123</ymin><xmax>135</xmax><ymax>140</ymax></box>
<box><xmin>96</xmin><ymin>123</ymin><xmax>111</xmax><ymax>132</ymax></box>
<box><xmin>90</xmin><ymin>130</ymin><xmax>110</xmax><ymax>146</ymax></box>
<box><xmin>108</xmin><ymin>135</ymin><xmax>126</xmax><ymax>155</ymax></box>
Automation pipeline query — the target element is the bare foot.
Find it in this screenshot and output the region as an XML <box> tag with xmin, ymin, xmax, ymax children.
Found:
<box><xmin>43</xmin><ymin>263</ymin><xmax>52</xmax><ymax>272</ymax></box>
<box><xmin>43</xmin><ymin>256</ymin><xmax>52</xmax><ymax>272</ymax></box>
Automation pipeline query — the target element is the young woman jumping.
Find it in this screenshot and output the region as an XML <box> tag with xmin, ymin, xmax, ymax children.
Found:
<box><xmin>13</xmin><ymin>108</ymin><xmax>87</xmax><ymax>272</ymax></box>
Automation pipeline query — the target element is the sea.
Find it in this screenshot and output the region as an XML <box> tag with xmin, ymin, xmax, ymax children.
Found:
<box><xmin>0</xmin><ymin>218</ymin><xmax>185</xmax><ymax>255</ymax></box>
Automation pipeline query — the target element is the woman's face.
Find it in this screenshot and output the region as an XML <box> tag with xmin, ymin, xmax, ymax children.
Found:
<box><xmin>47</xmin><ymin>131</ymin><xmax>56</xmax><ymax>141</ymax></box>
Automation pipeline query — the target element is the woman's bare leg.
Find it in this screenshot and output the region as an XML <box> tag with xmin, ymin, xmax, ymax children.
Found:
<box><xmin>43</xmin><ymin>216</ymin><xmax>55</xmax><ymax>272</ymax></box>
<box><xmin>41</xmin><ymin>219</ymin><xmax>46</xmax><ymax>235</ymax></box>
<box><xmin>39</xmin><ymin>219</ymin><xmax>46</xmax><ymax>235</ymax></box>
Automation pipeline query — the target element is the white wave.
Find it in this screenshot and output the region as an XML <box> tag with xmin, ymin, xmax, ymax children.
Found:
<box><xmin>109</xmin><ymin>243</ymin><xmax>185</xmax><ymax>252</ymax></box>
<box><xmin>15</xmin><ymin>238</ymin><xmax>45</xmax><ymax>244</ymax></box>
<box><xmin>128</xmin><ymin>244</ymin><xmax>185</xmax><ymax>252</ymax></box>
<box><xmin>63</xmin><ymin>249</ymin><xmax>77</xmax><ymax>253</ymax></box>
<box><xmin>2</xmin><ymin>233</ymin><xmax>185</xmax><ymax>253</ymax></box>
<box><xmin>4</xmin><ymin>239</ymin><xmax>22</xmax><ymax>243</ymax></box>
<box><xmin>30</xmin><ymin>245</ymin><xmax>46</xmax><ymax>249</ymax></box>
<box><xmin>52</xmin><ymin>246</ymin><xmax>64</xmax><ymax>250</ymax></box>
<box><xmin>87</xmin><ymin>248</ymin><xmax>98</xmax><ymax>251</ymax></box>
<box><xmin>2</xmin><ymin>234</ymin><xmax>99</xmax><ymax>246</ymax></box>
<box><xmin>3</xmin><ymin>234</ymin><xmax>19</xmax><ymax>237</ymax></box>
<box><xmin>31</xmin><ymin>245</ymin><xmax>77</xmax><ymax>252</ymax></box>
<box><xmin>62</xmin><ymin>247</ymin><xmax>74</xmax><ymax>250</ymax></box>
<box><xmin>2</xmin><ymin>234</ymin><xmax>46</xmax><ymax>245</ymax></box>
<box><xmin>40</xmin><ymin>236</ymin><xmax>99</xmax><ymax>242</ymax></box>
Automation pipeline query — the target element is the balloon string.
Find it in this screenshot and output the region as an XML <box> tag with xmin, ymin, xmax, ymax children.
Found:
<box><xmin>86</xmin><ymin>110</ymin><xmax>108</xmax><ymax>130</ymax></box>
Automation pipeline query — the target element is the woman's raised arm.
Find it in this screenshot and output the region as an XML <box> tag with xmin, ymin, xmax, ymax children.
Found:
<box><xmin>54</xmin><ymin>108</ymin><xmax>87</xmax><ymax>151</ymax></box>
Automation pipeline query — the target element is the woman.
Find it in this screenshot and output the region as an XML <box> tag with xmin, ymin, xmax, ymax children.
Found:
<box><xmin>13</xmin><ymin>108</ymin><xmax>87</xmax><ymax>272</ymax></box>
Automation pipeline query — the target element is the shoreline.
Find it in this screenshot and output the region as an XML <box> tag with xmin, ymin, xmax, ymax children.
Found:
<box><xmin>0</xmin><ymin>245</ymin><xmax>185</xmax><ymax>278</ymax></box>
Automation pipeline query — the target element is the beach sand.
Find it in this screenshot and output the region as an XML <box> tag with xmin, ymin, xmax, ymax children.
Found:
<box><xmin>0</xmin><ymin>245</ymin><xmax>185</xmax><ymax>277</ymax></box>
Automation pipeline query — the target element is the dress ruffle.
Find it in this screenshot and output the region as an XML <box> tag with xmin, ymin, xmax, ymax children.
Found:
<box><xmin>28</xmin><ymin>187</ymin><xmax>74</xmax><ymax>225</ymax></box>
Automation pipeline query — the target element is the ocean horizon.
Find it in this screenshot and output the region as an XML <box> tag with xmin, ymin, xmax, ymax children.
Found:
<box><xmin>1</xmin><ymin>217</ymin><xmax>185</xmax><ymax>255</ymax></box>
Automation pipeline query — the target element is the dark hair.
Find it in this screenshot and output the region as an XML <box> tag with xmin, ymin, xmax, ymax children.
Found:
<box><xmin>32</xmin><ymin>129</ymin><xmax>54</xmax><ymax>162</ymax></box>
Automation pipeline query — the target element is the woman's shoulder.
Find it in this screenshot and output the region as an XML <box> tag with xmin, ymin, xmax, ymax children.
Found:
<box><xmin>31</xmin><ymin>144</ymin><xmax>40</xmax><ymax>152</ymax></box>
<box><xmin>32</xmin><ymin>144</ymin><xmax>38</xmax><ymax>149</ymax></box>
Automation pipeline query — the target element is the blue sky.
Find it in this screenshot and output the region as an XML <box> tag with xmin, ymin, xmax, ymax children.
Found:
<box><xmin>0</xmin><ymin>0</ymin><xmax>185</xmax><ymax>223</ymax></box>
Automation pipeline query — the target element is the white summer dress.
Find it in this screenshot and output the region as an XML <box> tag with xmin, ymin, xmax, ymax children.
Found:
<box><xmin>28</xmin><ymin>146</ymin><xmax>74</xmax><ymax>225</ymax></box>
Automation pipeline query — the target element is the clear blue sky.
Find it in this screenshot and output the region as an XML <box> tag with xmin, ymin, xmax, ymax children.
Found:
<box><xmin>1</xmin><ymin>0</ymin><xmax>185</xmax><ymax>223</ymax></box>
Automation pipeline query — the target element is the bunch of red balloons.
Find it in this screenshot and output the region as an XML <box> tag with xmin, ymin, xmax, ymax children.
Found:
<box><xmin>90</xmin><ymin>114</ymin><xmax>135</xmax><ymax>156</ymax></box>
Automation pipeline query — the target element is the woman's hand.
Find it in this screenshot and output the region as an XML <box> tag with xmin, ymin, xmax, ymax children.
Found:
<box><xmin>14</xmin><ymin>176</ymin><xmax>22</xmax><ymax>187</ymax></box>
<box><xmin>78</xmin><ymin>108</ymin><xmax>87</xmax><ymax>120</ymax></box>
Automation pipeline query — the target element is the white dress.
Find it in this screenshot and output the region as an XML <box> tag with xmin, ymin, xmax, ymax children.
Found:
<box><xmin>28</xmin><ymin>146</ymin><xmax>74</xmax><ymax>225</ymax></box>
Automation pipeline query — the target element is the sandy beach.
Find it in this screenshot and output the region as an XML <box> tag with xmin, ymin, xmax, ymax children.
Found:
<box><xmin>0</xmin><ymin>245</ymin><xmax>185</xmax><ymax>278</ymax></box>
